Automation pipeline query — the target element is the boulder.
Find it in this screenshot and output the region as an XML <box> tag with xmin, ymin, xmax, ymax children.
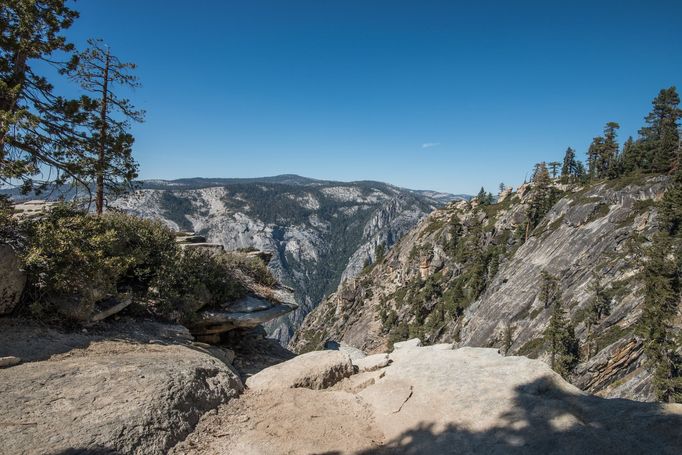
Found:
<box><xmin>0</xmin><ymin>244</ymin><xmax>26</xmax><ymax>315</ymax></box>
<box><xmin>353</xmin><ymin>353</ymin><xmax>391</xmax><ymax>373</ymax></box>
<box><xmin>245</xmin><ymin>350</ymin><xmax>353</xmax><ymax>391</ymax></box>
<box><xmin>0</xmin><ymin>356</ymin><xmax>21</xmax><ymax>368</ymax></box>
<box><xmin>227</xmin><ymin>295</ymin><xmax>275</xmax><ymax>313</ymax></box>
<box><xmin>325</xmin><ymin>340</ymin><xmax>367</xmax><ymax>360</ymax></box>
<box><xmin>0</xmin><ymin>339</ymin><xmax>243</xmax><ymax>455</ymax></box>
<box><xmin>392</xmin><ymin>337</ymin><xmax>422</xmax><ymax>350</ymax></box>
<box><xmin>190</xmin><ymin>302</ymin><xmax>298</xmax><ymax>336</ymax></box>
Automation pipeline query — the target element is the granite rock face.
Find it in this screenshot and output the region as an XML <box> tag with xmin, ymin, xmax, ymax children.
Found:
<box><xmin>293</xmin><ymin>176</ymin><xmax>674</xmax><ymax>402</ymax></box>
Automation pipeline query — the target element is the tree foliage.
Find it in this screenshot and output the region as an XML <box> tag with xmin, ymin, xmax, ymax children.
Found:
<box><xmin>525</xmin><ymin>162</ymin><xmax>559</xmax><ymax>238</ymax></box>
<box><xmin>639</xmin><ymin>87</ymin><xmax>682</xmax><ymax>173</ymax></box>
<box><xmin>0</xmin><ymin>1</ymin><xmax>141</xmax><ymax>206</ymax></box>
<box><xmin>638</xmin><ymin>168</ymin><xmax>682</xmax><ymax>402</ymax></box>
<box><xmin>0</xmin><ymin>0</ymin><xmax>83</xmax><ymax>191</ymax></box>
<box><xmin>67</xmin><ymin>38</ymin><xmax>143</xmax><ymax>213</ymax></box>
<box><xmin>535</xmin><ymin>269</ymin><xmax>579</xmax><ymax>377</ymax></box>
<box><xmin>544</xmin><ymin>298</ymin><xmax>579</xmax><ymax>378</ymax></box>
<box><xmin>18</xmin><ymin>205</ymin><xmax>275</xmax><ymax>324</ymax></box>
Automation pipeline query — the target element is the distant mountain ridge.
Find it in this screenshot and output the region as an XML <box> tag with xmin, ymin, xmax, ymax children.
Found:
<box><xmin>2</xmin><ymin>174</ymin><xmax>468</xmax><ymax>204</ymax></box>
<box><xmin>107</xmin><ymin>175</ymin><xmax>465</xmax><ymax>344</ymax></box>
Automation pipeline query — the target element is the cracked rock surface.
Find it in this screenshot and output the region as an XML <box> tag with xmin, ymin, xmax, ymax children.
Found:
<box><xmin>173</xmin><ymin>343</ymin><xmax>682</xmax><ymax>454</ymax></box>
<box><xmin>0</xmin><ymin>318</ymin><xmax>243</xmax><ymax>455</ymax></box>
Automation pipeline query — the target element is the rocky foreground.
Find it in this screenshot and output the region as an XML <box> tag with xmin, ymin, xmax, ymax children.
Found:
<box><xmin>2</xmin><ymin>322</ymin><xmax>681</xmax><ymax>455</ymax></box>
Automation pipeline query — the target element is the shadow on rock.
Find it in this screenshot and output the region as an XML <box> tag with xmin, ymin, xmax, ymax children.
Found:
<box><xmin>359</xmin><ymin>377</ymin><xmax>682</xmax><ymax>454</ymax></box>
<box><xmin>53</xmin><ymin>447</ymin><xmax>120</xmax><ymax>455</ymax></box>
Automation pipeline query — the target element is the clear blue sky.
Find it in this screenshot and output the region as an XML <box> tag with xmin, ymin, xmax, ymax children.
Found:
<box><xmin>62</xmin><ymin>0</ymin><xmax>681</xmax><ymax>194</ymax></box>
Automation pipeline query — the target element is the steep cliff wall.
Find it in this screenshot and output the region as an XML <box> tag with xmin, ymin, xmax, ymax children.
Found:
<box><xmin>292</xmin><ymin>175</ymin><xmax>673</xmax><ymax>401</ymax></box>
<box><xmin>112</xmin><ymin>177</ymin><xmax>447</xmax><ymax>344</ymax></box>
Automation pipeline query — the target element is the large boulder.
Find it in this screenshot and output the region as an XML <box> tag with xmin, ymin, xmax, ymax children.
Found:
<box><xmin>353</xmin><ymin>353</ymin><xmax>391</xmax><ymax>373</ymax></box>
<box><xmin>325</xmin><ymin>340</ymin><xmax>367</xmax><ymax>360</ymax></box>
<box><xmin>0</xmin><ymin>244</ymin><xmax>25</xmax><ymax>315</ymax></box>
<box><xmin>245</xmin><ymin>350</ymin><xmax>354</xmax><ymax>391</ymax></box>
<box><xmin>189</xmin><ymin>286</ymin><xmax>298</xmax><ymax>344</ymax></box>
<box><xmin>0</xmin><ymin>321</ymin><xmax>243</xmax><ymax>455</ymax></box>
<box><xmin>392</xmin><ymin>337</ymin><xmax>422</xmax><ymax>350</ymax></box>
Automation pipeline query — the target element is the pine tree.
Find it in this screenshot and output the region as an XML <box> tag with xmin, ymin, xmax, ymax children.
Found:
<box><xmin>560</xmin><ymin>147</ymin><xmax>577</xmax><ymax>183</ymax></box>
<box><xmin>544</xmin><ymin>299</ymin><xmax>579</xmax><ymax>378</ymax></box>
<box><xmin>620</xmin><ymin>136</ymin><xmax>643</xmax><ymax>174</ymax></box>
<box><xmin>539</xmin><ymin>270</ymin><xmax>560</xmax><ymax>308</ymax></box>
<box><xmin>588</xmin><ymin>275</ymin><xmax>611</xmax><ymax>322</ymax></box>
<box><xmin>548</xmin><ymin>161</ymin><xmax>561</xmax><ymax>180</ymax></box>
<box><xmin>574</xmin><ymin>160</ymin><xmax>587</xmax><ymax>182</ymax></box>
<box><xmin>477</xmin><ymin>186</ymin><xmax>486</xmax><ymax>202</ymax></box>
<box><xmin>0</xmin><ymin>0</ymin><xmax>86</xmax><ymax>192</ymax></box>
<box><xmin>587</xmin><ymin>136</ymin><xmax>604</xmax><ymax>179</ymax></box>
<box><xmin>585</xmin><ymin>275</ymin><xmax>611</xmax><ymax>359</ymax></box>
<box><xmin>638</xmin><ymin>168</ymin><xmax>682</xmax><ymax>402</ymax></box>
<box><xmin>68</xmin><ymin>39</ymin><xmax>143</xmax><ymax>214</ymax></box>
<box><xmin>525</xmin><ymin>162</ymin><xmax>556</xmax><ymax>239</ymax></box>
<box><xmin>637</xmin><ymin>233</ymin><xmax>681</xmax><ymax>402</ymax></box>
<box><xmin>639</xmin><ymin>87</ymin><xmax>682</xmax><ymax>173</ymax></box>
<box><xmin>587</xmin><ymin>123</ymin><xmax>620</xmax><ymax>179</ymax></box>
<box><xmin>503</xmin><ymin>323</ymin><xmax>515</xmax><ymax>355</ymax></box>
<box><xmin>603</xmin><ymin>122</ymin><xmax>622</xmax><ymax>178</ymax></box>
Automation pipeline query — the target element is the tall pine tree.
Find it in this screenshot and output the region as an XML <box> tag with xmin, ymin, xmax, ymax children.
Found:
<box><xmin>638</xmin><ymin>168</ymin><xmax>682</xmax><ymax>402</ymax></box>
<box><xmin>639</xmin><ymin>87</ymin><xmax>681</xmax><ymax>173</ymax></box>
<box><xmin>560</xmin><ymin>147</ymin><xmax>577</xmax><ymax>183</ymax></box>
<box><xmin>542</xmin><ymin>283</ymin><xmax>579</xmax><ymax>379</ymax></box>
<box><xmin>68</xmin><ymin>39</ymin><xmax>143</xmax><ymax>214</ymax></box>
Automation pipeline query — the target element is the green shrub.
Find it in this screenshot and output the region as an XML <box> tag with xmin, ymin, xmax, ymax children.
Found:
<box><xmin>150</xmin><ymin>248</ymin><xmax>249</xmax><ymax>320</ymax></box>
<box><xmin>22</xmin><ymin>205</ymin><xmax>142</xmax><ymax>320</ymax></box>
<box><xmin>517</xmin><ymin>337</ymin><xmax>545</xmax><ymax>358</ymax></box>
<box><xmin>19</xmin><ymin>205</ymin><xmax>277</xmax><ymax>324</ymax></box>
<box><xmin>0</xmin><ymin>195</ymin><xmax>19</xmax><ymax>244</ymax></box>
<box><xmin>218</xmin><ymin>252</ymin><xmax>278</xmax><ymax>288</ymax></box>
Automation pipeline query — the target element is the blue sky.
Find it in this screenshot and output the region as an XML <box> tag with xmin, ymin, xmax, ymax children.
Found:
<box><xmin>62</xmin><ymin>0</ymin><xmax>681</xmax><ymax>194</ymax></box>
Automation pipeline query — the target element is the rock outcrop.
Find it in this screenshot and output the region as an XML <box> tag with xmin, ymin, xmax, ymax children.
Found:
<box><xmin>189</xmin><ymin>286</ymin><xmax>298</xmax><ymax>344</ymax></box>
<box><xmin>245</xmin><ymin>350</ymin><xmax>354</xmax><ymax>391</ymax></box>
<box><xmin>175</xmin><ymin>344</ymin><xmax>682</xmax><ymax>454</ymax></box>
<box><xmin>0</xmin><ymin>318</ymin><xmax>243</xmax><ymax>455</ymax></box>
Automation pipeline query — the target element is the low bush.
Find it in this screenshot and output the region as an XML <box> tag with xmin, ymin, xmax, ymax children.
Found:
<box><xmin>17</xmin><ymin>204</ymin><xmax>276</xmax><ymax>323</ymax></box>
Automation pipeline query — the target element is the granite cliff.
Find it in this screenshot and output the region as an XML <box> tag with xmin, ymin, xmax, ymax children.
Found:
<box><xmin>293</xmin><ymin>175</ymin><xmax>677</xmax><ymax>402</ymax></box>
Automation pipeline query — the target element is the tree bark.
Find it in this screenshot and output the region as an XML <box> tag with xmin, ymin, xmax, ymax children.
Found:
<box><xmin>96</xmin><ymin>49</ymin><xmax>110</xmax><ymax>215</ymax></box>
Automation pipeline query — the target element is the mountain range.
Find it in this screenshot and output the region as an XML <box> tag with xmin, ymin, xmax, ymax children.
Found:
<box><xmin>110</xmin><ymin>174</ymin><xmax>466</xmax><ymax>343</ymax></box>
